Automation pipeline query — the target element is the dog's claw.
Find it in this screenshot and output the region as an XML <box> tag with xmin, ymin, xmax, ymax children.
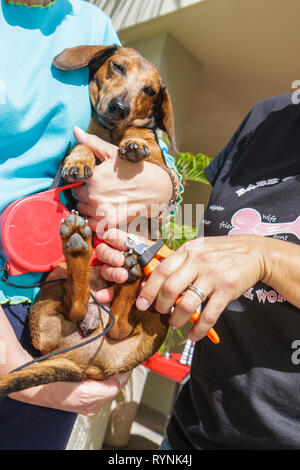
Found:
<box><xmin>143</xmin><ymin>145</ymin><xmax>150</xmax><ymax>157</ymax></box>
<box><xmin>124</xmin><ymin>255</ymin><xmax>138</xmax><ymax>269</ymax></box>
<box><xmin>62</xmin><ymin>160</ymin><xmax>94</xmax><ymax>182</ymax></box>
<box><xmin>123</xmin><ymin>249</ymin><xmax>141</xmax><ymax>282</ymax></box>
<box><xmin>60</xmin><ymin>213</ymin><xmax>92</xmax><ymax>247</ymax></box>
<box><xmin>84</xmin><ymin>166</ymin><xmax>93</xmax><ymax>177</ymax></box>
<box><xmin>119</xmin><ymin>141</ymin><xmax>151</xmax><ymax>162</ymax></box>
<box><xmin>127</xmin><ymin>265</ymin><xmax>139</xmax><ymax>282</ymax></box>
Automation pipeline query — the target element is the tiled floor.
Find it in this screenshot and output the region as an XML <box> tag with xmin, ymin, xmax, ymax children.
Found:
<box><xmin>103</xmin><ymin>404</ymin><xmax>168</xmax><ymax>450</ymax></box>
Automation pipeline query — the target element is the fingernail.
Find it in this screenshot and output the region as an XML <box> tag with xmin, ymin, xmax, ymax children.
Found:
<box><xmin>136</xmin><ymin>297</ymin><xmax>149</xmax><ymax>311</ymax></box>
<box><xmin>115</xmin><ymin>270</ymin><xmax>128</xmax><ymax>283</ymax></box>
<box><xmin>74</xmin><ymin>126</ymin><xmax>85</xmax><ymax>136</ymax></box>
<box><xmin>111</xmin><ymin>253</ymin><xmax>123</xmax><ymax>265</ymax></box>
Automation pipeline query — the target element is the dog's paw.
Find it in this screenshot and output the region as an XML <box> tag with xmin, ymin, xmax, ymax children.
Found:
<box><xmin>123</xmin><ymin>249</ymin><xmax>142</xmax><ymax>282</ymax></box>
<box><xmin>120</xmin><ymin>139</ymin><xmax>151</xmax><ymax>162</ymax></box>
<box><xmin>60</xmin><ymin>210</ymin><xmax>92</xmax><ymax>255</ymax></box>
<box><xmin>61</xmin><ymin>159</ymin><xmax>94</xmax><ymax>181</ymax></box>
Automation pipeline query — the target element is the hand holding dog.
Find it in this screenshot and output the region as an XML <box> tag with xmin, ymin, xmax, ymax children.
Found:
<box><xmin>9</xmin><ymin>371</ymin><xmax>131</xmax><ymax>417</ymax></box>
<box><xmin>0</xmin><ymin>288</ymin><xmax>131</xmax><ymax>416</ymax></box>
<box><xmin>71</xmin><ymin>127</ymin><xmax>173</xmax><ymax>233</ymax></box>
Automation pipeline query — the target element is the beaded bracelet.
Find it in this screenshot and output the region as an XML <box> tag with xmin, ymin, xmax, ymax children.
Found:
<box><xmin>156</xmin><ymin>167</ymin><xmax>180</xmax><ymax>223</ymax></box>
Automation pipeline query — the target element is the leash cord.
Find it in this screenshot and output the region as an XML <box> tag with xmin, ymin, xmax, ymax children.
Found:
<box><xmin>0</xmin><ymin>269</ymin><xmax>116</xmax><ymax>373</ymax></box>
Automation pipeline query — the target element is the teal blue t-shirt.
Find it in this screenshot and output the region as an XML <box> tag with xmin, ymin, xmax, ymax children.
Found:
<box><xmin>0</xmin><ymin>0</ymin><xmax>120</xmax><ymax>304</ymax></box>
<box><xmin>0</xmin><ymin>0</ymin><xmax>182</xmax><ymax>306</ymax></box>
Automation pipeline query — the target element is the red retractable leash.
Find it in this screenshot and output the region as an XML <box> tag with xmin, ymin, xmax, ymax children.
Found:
<box><xmin>0</xmin><ymin>183</ymin><xmax>115</xmax><ymax>375</ymax></box>
<box><xmin>0</xmin><ymin>182</ymin><xmax>103</xmax><ymax>276</ymax></box>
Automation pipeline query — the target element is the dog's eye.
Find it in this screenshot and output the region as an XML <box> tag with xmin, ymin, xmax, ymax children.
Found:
<box><xmin>112</xmin><ymin>62</ymin><xmax>125</xmax><ymax>74</ymax></box>
<box><xmin>143</xmin><ymin>87</ymin><xmax>156</xmax><ymax>97</ymax></box>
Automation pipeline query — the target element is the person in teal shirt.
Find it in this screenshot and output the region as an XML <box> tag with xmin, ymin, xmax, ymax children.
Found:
<box><xmin>0</xmin><ymin>0</ymin><xmax>121</xmax><ymax>304</ymax></box>
<box><xmin>0</xmin><ymin>0</ymin><xmax>181</xmax><ymax>450</ymax></box>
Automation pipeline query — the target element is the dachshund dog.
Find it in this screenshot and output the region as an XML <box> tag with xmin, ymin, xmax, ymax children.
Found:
<box><xmin>55</xmin><ymin>45</ymin><xmax>177</xmax><ymax>178</ymax></box>
<box><xmin>0</xmin><ymin>45</ymin><xmax>177</xmax><ymax>397</ymax></box>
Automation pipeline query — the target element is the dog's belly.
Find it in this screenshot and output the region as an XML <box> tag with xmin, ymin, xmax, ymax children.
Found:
<box><xmin>29</xmin><ymin>260</ymin><xmax>168</xmax><ymax>380</ymax></box>
<box><xmin>32</xmin><ymin>296</ymin><xmax>109</xmax><ymax>353</ymax></box>
<box><xmin>30</xmin><ymin>290</ymin><xmax>144</xmax><ymax>378</ymax></box>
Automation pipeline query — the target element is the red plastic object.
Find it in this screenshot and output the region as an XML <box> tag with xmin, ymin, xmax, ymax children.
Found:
<box><xmin>0</xmin><ymin>182</ymin><xmax>84</xmax><ymax>276</ymax></box>
<box><xmin>143</xmin><ymin>352</ymin><xmax>190</xmax><ymax>383</ymax></box>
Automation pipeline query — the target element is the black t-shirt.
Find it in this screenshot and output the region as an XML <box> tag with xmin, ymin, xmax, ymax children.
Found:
<box><xmin>167</xmin><ymin>94</ymin><xmax>300</xmax><ymax>450</ymax></box>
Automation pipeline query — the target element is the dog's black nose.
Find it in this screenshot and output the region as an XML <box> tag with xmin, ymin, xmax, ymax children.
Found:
<box><xmin>108</xmin><ymin>98</ymin><xmax>130</xmax><ymax>120</ymax></box>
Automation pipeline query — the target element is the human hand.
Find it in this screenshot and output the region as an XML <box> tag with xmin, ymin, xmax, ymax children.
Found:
<box><xmin>134</xmin><ymin>235</ymin><xmax>266</xmax><ymax>342</ymax></box>
<box><xmin>10</xmin><ymin>371</ymin><xmax>131</xmax><ymax>416</ymax></box>
<box><xmin>71</xmin><ymin>127</ymin><xmax>172</xmax><ymax>233</ymax></box>
<box><xmin>95</xmin><ymin>231</ymin><xmax>266</xmax><ymax>343</ymax></box>
<box><xmin>42</xmin><ymin>371</ymin><xmax>131</xmax><ymax>416</ymax></box>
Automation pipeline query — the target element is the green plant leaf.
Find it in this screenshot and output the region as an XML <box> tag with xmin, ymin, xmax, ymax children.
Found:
<box><xmin>162</xmin><ymin>221</ymin><xmax>197</xmax><ymax>250</ymax></box>
<box><xmin>174</xmin><ymin>152</ymin><xmax>213</xmax><ymax>185</ymax></box>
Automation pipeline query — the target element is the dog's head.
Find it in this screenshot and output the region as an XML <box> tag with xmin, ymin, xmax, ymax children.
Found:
<box><xmin>53</xmin><ymin>45</ymin><xmax>177</xmax><ymax>151</ymax></box>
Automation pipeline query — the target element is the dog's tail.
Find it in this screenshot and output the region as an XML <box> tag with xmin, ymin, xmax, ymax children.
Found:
<box><xmin>0</xmin><ymin>357</ymin><xmax>87</xmax><ymax>399</ymax></box>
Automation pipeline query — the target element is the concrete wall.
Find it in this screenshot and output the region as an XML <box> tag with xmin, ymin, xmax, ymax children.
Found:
<box><xmin>90</xmin><ymin>0</ymin><xmax>204</xmax><ymax>31</ymax></box>
<box><xmin>127</xmin><ymin>32</ymin><xmax>202</xmax><ymax>149</ymax></box>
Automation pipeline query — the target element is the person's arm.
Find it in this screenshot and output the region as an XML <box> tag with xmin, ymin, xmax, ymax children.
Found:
<box><xmin>260</xmin><ymin>236</ymin><xmax>300</xmax><ymax>307</ymax></box>
<box><xmin>135</xmin><ymin>235</ymin><xmax>300</xmax><ymax>341</ymax></box>
<box><xmin>71</xmin><ymin>128</ymin><xmax>177</xmax><ymax>234</ymax></box>
<box><xmin>0</xmin><ymin>302</ymin><xmax>130</xmax><ymax>416</ymax></box>
<box><xmin>94</xmin><ymin>230</ymin><xmax>300</xmax><ymax>342</ymax></box>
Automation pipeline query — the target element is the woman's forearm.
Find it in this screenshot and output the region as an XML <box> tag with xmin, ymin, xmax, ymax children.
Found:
<box><xmin>0</xmin><ymin>305</ymin><xmax>130</xmax><ymax>413</ymax></box>
<box><xmin>261</xmin><ymin>237</ymin><xmax>300</xmax><ymax>308</ymax></box>
<box><xmin>0</xmin><ymin>306</ymin><xmax>33</xmax><ymax>376</ymax></box>
<box><xmin>0</xmin><ymin>305</ymin><xmax>47</xmax><ymax>404</ymax></box>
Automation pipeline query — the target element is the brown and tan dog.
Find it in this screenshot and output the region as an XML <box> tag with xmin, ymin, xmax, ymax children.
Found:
<box><xmin>0</xmin><ymin>45</ymin><xmax>177</xmax><ymax>397</ymax></box>
<box><xmin>56</xmin><ymin>45</ymin><xmax>177</xmax><ymax>178</ymax></box>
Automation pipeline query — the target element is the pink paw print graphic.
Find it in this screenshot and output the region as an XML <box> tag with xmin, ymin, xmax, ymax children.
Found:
<box><xmin>229</xmin><ymin>208</ymin><xmax>300</xmax><ymax>240</ymax></box>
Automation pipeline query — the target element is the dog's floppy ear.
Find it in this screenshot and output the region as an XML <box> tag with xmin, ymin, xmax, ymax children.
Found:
<box><xmin>53</xmin><ymin>45</ymin><xmax>119</xmax><ymax>71</ymax></box>
<box><xmin>155</xmin><ymin>86</ymin><xmax>178</xmax><ymax>153</ymax></box>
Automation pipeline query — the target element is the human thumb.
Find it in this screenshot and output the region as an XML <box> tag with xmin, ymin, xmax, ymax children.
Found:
<box><xmin>73</xmin><ymin>126</ymin><xmax>119</xmax><ymax>162</ymax></box>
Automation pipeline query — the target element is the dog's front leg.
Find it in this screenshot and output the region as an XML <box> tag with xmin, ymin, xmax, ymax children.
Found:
<box><xmin>62</xmin><ymin>144</ymin><xmax>96</xmax><ymax>182</ymax></box>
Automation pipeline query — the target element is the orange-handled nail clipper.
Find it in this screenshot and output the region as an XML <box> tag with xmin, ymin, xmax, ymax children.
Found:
<box><xmin>126</xmin><ymin>236</ymin><xmax>220</xmax><ymax>344</ymax></box>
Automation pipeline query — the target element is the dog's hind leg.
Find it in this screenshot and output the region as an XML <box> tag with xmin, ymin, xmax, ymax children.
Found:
<box><xmin>0</xmin><ymin>357</ymin><xmax>87</xmax><ymax>399</ymax></box>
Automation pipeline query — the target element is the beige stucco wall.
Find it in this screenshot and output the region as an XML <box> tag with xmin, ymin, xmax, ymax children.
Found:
<box><xmin>90</xmin><ymin>0</ymin><xmax>205</xmax><ymax>31</ymax></box>
<box><xmin>127</xmin><ymin>33</ymin><xmax>202</xmax><ymax>149</ymax></box>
